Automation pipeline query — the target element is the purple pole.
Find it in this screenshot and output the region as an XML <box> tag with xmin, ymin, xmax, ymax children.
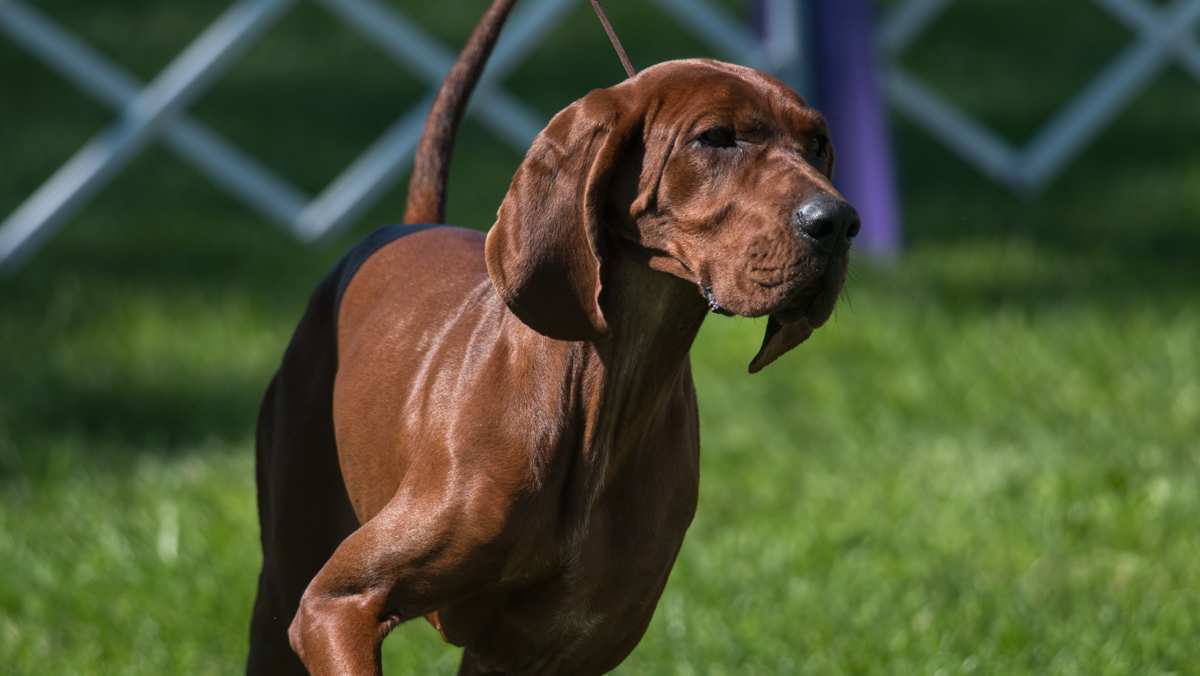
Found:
<box><xmin>806</xmin><ymin>0</ymin><xmax>903</xmax><ymax>257</ymax></box>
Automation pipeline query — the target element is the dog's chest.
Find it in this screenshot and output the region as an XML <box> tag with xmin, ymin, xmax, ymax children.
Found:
<box><xmin>440</xmin><ymin>446</ymin><xmax>699</xmax><ymax>672</ymax></box>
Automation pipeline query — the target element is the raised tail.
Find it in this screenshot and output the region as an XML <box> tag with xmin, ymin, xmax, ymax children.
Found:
<box><xmin>403</xmin><ymin>0</ymin><xmax>519</xmax><ymax>225</ymax></box>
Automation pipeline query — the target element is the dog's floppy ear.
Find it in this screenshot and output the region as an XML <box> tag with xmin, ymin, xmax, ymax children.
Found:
<box><xmin>486</xmin><ymin>90</ymin><xmax>630</xmax><ymax>341</ymax></box>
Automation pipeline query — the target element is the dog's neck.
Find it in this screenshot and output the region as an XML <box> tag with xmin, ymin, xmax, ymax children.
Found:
<box><xmin>577</xmin><ymin>252</ymin><xmax>708</xmax><ymax>486</ymax></box>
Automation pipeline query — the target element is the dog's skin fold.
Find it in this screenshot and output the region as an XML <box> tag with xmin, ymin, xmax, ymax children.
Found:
<box><xmin>247</xmin><ymin>1</ymin><xmax>858</xmax><ymax>674</ymax></box>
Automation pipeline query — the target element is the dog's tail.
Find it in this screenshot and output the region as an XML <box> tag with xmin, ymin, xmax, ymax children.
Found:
<box><xmin>403</xmin><ymin>0</ymin><xmax>518</xmax><ymax>225</ymax></box>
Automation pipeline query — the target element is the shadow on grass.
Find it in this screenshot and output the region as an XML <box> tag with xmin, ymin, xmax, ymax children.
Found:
<box><xmin>6</xmin><ymin>368</ymin><xmax>262</xmax><ymax>452</ymax></box>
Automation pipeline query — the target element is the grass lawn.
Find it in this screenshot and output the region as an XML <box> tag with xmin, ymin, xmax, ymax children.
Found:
<box><xmin>2</xmin><ymin>1</ymin><xmax>1198</xmax><ymax>673</ymax></box>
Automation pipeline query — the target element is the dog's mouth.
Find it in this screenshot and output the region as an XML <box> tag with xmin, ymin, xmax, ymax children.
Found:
<box><xmin>701</xmin><ymin>253</ymin><xmax>843</xmax><ymax>323</ymax></box>
<box><xmin>701</xmin><ymin>284</ymin><xmax>735</xmax><ymax>316</ymax></box>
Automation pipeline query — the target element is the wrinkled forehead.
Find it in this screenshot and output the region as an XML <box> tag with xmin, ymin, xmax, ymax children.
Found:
<box><xmin>634</xmin><ymin>60</ymin><xmax>824</xmax><ymax>135</ymax></box>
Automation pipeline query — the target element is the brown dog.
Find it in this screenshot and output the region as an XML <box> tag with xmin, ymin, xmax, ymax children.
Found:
<box><xmin>246</xmin><ymin>1</ymin><xmax>858</xmax><ymax>674</ymax></box>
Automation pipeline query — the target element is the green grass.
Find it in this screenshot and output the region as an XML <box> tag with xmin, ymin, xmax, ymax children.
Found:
<box><xmin>2</xmin><ymin>1</ymin><xmax>1199</xmax><ymax>673</ymax></box>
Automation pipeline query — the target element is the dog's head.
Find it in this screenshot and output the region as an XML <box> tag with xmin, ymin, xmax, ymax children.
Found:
<box><xmin>486</xmin><ymin>59</ymin><xmax>857</xmax><ymax>372</ymax></box>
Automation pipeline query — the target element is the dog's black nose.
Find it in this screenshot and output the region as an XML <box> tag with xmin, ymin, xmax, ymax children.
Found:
<box><xmin>793</xmin><ymin>196</ymin><xmax>860</xmax><ymax>247</ymax></box>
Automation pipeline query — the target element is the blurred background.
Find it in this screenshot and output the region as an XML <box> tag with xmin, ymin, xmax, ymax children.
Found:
<box><xmin>1</xmin><ymin>0</ymin><xmax>1197</xmax><ymax>673</ymax></box>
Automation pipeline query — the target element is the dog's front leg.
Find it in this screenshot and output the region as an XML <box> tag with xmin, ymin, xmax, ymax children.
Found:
<box><xmin>288</xmin><ymin>489</ymin><xmax>510</xmax><ymax>675</ymax></box>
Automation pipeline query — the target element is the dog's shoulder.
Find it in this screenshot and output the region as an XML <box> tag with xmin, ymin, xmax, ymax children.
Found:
<box><xmin>329</xmin><ymin>224</ymin><xmax>490</xmax><ymax>330</ymax></box>
<box><xmin>333</xmin><ymin>224</ymin><xmax>441</xmax><ymax>311</ymax></box>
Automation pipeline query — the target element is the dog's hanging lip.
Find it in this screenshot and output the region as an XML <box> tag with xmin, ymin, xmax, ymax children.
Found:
<box><xmin>748</xmin><ymin>314</ymin><xmax>814</xmax><ymax>373</ymax></box>
<box><xmin>747</xmin><ymin>281</ymin><xmax>826</xmax><ymax>372</ymax></box>
<box><xmin>771</xmin><ymin>303</ymin><xmax>810</xmax><ymax>324</ymax></box>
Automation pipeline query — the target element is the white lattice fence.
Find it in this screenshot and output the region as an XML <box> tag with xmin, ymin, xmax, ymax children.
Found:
<box><xmin>0</xmin><ymin>0</ymin><xmax>797</xmax><ymax>269</ymax></box>
<box><xmin>0</xmin><ymin>0</ymin><xmax>581</xmax><ymax>267</ymax></box>
<box><xmin>881</xmin><ymin>0</ymin><xmax>1200</xmax><ymax>192</ymax></box>
<box><xmin>3</xmin><ymin>0</ymin><xmax>1197</xmax><ymax>267</ymax></box>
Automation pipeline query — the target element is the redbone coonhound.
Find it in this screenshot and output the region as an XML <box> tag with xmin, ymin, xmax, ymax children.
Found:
<box><xmin>247</xmin><ymin>1</ymin><xmax>859</xmax><ymax>673</ymax></box>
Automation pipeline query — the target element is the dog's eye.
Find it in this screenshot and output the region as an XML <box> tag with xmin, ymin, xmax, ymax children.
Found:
<box><xmin>696</xmin><ymin>127</ymin><xmax>737</xmax><ymax>148</ymax></box>
<box><xmin>809</xmin><ymin>134</ymin><xmax>829</xmax><ymax>159</ymax></box>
